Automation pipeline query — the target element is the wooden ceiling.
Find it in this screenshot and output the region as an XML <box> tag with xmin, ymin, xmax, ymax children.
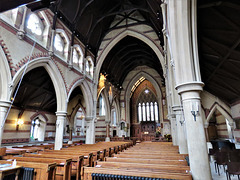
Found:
<box><xmin>2</xmin><ymin>0</ymin><xmax>240</xmax><ymax>109</ymax></box>
<box><xmin>197</xmin><ymin>0</ymin><xmax>240</xmax><ymax>104</ymax></box>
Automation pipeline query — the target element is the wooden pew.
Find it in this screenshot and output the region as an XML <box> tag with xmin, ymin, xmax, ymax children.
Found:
<box><xmin>9</xmin><ymin>157</ymin><xmax>72</xmax><ymax>180</ymax></box>
<box><xmin>113</xmin><ymin>153</ymin><xmax>187</xmax><ymax>160</ymax></box>
<box><xmin>0</xmin><ymin>160</ymin><xmax>56</xmax><ymax>180</ymax></box>
<box><xmin>96</xmin><ymin>161</ymin><xmax>191</xmax><ymax>174</ymax></box>
<box><xmin>105</xmin><ymin>157</ymin><xmax>188</xmax><ymax>166</ymax></box>
<box><xmin>24</xmin><ymin>153</ymin><xmax>84</xmax><ymax>180</ymax></box>
<box><xmin>83</xmin><ymin>167</ymin><xmax>192</xmax><ymax>180</ymax></box>
<box><xmin>42</xmin><ymin>150</ymin><xmax>93</xmax><ymax>167</ymax></box>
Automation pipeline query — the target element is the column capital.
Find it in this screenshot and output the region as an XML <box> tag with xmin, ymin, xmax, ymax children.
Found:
<box><xmin>176</xmin><ymin>81</ymin><xmax>204</xmax><ymax>95</ymax></box>
<box><xmin>55</xmin><ymin>111</ymin><xmax>67</xmax><ymax>117</ymax></box>
<box><xmin>0</xmin><ymin>100</ymin><xmax>11</xmax><ymax>108</ymax></box>
<box><xmin>204</xmin><ymin>122</ymin><xmax>209</xmax><ymax>128</ymax></box>
<box><xmin>172</xmin><ymin>105</ymin><xmax>183</xmax><ymax>112</ymax></box>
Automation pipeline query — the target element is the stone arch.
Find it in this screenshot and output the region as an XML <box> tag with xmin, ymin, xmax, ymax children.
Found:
<box><xmin>11</xmin><ymin>57</ymin><xmax>67</xmax><ymax>112</ymax></box>
<box><xmin>205</xmin><ymin>103</ymin><xmax>234</xmax><ymax>126</ymax></box>
<box><xmin>0</xmin><ymin>46</ymin><xmax>12</xmax><ymax>100</ymax></box>
<box><xmin>125</xmin><ymin>71</ymin><xmax>164</xmax><ymax>127</ymax></box>
<box><xmin>67</xmin><ymin>79</ymin><xmax>92</xmax><ymax>117</ymax></box>
<box><xmin>95</xmin><ymin>29</ymin><xmax>165</xmax><ymax>84</ymax></box>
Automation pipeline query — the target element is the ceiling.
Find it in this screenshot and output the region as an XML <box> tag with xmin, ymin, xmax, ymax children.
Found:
<box><xmin>197</xmin><ymin>0</ymin><xmax>240</xmax><ymax>104</ymax></box>
<box><xmin>0</xmin><ymin>0</ymin><xmax>164</xmax><ymax>57</ymax></box>
<box><xmin>13</xmin><ymin>67</ymin><xmax>57</xmax><ymax>112</ymax></box>
<box><xmin>101</xmin><ymin>36</ymin><xmax>163</xmax><ymax>88</ymax></box>
<box><xmin>3</xmin><ymin>0</ymin><xmax>240</xmax><ymax>108</ymax></box>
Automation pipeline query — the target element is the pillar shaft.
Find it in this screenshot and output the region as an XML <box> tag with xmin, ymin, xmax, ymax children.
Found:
<box><xmin>173</xmin><ymin>106</ymin><xmax>188</xmax><ymax>154</ymax></box>
<box><xmin>85</xmin><ymin>117</ymin><xmax>96</xmax><ymax>144</ymax></box>
<box><xmin>0</xmin><ymin>101</ymin><xmax>11</xmax><ymax>147</ymax></box>
<box><xmin>54</xmin><ymin>111</ymin><xmax>67</xmax><ymax>150</ymax></box>
<box><xmin>177</xmin><ymin>83</ymin><xmax>211</xmax><ymax>180</ymax></box>
<box><xmin>105</xmin><ymin>121</ymin><xmax>110</xmax><ymax>142</ymax></box>
<box><xmin>170</xmin><ymin>115</ymin><xmax>178</xmax><ymax>146</ymax></box>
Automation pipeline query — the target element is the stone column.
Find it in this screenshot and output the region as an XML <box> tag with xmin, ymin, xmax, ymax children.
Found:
<box><xmin>169</xmin><ymin>114</ymin><xmax>178</xmax><ymax>146</ymax></box>
<box><xmin>68</xmin><ymin>124</ymin><xmax>73</xmax><ymax>144</ymax></box>
<box><xmin>167</xmin><ymin>0</ymin><xmax>211</xmax><ymax>178</ymax></box>
<box><xmin>204</xmin><ymin>122</ymin><xmax>209</xmax><ymax>142</ymax></box>
<box><xmin>105</xmin><ymin>121</ymin><xmax>110</xmax><ymax>142</ymax></box>
<box><xmin>177</xmin><ymin>83</ymin><xmax>211</xmax><ymax>180</ymax></box>
<box><xmin>0</xmin><ymin>100</ymin><xmax>11</xmax><ymax>147</ymax></box>
<box><xmin>85</xmin><ymin>117</ymin><xmax>96</xmax><ymax>144</ymax></box>
<box><xmin>173</xmin><ymin>105</ymin><xmax>188</xmax><ymax>154</ymax></box>
<box><xmin>54</xmin><ymin>111</ymin><xmax>67</xmax><ymax>150</ymax></box>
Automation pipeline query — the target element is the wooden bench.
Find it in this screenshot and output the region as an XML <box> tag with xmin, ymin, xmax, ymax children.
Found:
<box><xmin>95</xmin><ymin>161</ymin><xmax>190</xmax><ymax>174</ymax></box>
<box><xmin>113</xmin><ymin>153</ymin><xmax>187</xmax><ymax>160</ymax></box>
<box><xmin>9</xmin><ymin>157</ymin><xmax>72</xmax><ymax>180</ymax></box>
<box><xmin>83</xmin><ymin>167</ymin><xmax>192</xmax><ymax>180</ymax></box>
<box><xmin>105</xmin><ymin>157</ymin><xmax>188</xmax><ymax>166</ymax></box>
<box><xmin>42</xmin><ymin>150</ymin><xmax>93</xmax><ymax>167</ymax></box>
<box><xmin>24</xmin><ymin>153</ymin><xmax>84</xmax><ymax>180</ymax></box>
<box><xmin>0</xmin><ymin>160</ymin><xmax>56</xmax><ymax>180</ymax></box>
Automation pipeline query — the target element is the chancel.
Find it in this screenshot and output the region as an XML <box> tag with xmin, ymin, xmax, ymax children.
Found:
<box><xmin>0</xmin><ymin>0</ymin><xmax>239</xmax><ymax>180</ymax></box>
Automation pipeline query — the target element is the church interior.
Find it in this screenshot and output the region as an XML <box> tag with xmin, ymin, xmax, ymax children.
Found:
<box><xmin>0</xmin><ymin>0</ymin><xmax>240</xmax><ymax>179</ymax></box>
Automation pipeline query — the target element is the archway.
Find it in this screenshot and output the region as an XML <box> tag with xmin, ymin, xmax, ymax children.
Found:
<box><xmin>206</xmin><ymin>103</ymin><xmax>234</xmax><ymax>141</ymax></box>
<box><xmin>30</xmin><ymin>115</ymin><xmax>47</xmax><ymax>142</ymax></box>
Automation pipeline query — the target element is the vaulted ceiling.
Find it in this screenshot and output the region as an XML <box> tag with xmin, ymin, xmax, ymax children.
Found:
<box><xmin>101</xmin><ymin>36</ymin><xmax>163</xmax><ymax>87</ymax></box>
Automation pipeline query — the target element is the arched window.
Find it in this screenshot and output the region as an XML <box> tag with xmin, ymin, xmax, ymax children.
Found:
<box><xmin>138</xmin><ymin>103</ymin><xmax>142</xmax><ymax>122</ymax></box>
<box><xmin>150</xmin><ymin>102</ymin><xmax>154</xmax><ymax>121</ymax></box>
<box><xmin>30</xmin><ymin>117</ymin><xmax>46</xmax><ymax>141</ymax></box>
<box><xmin>137</xmin><ymin>102</ymin><xmax>159</xmax><ymax>123</ymax></box>
<box><xmin>73</xmin><ymin>48</ymin><xmax>79</xmax><ymax>64</ymax></box>
<box><xmin>99</xmin><ymin>94</ymin><xmax>105</xmax><ymax>116</ymax></box>
<box><xmin>154</xmin><ymin>102</ymin><xmax>159</xmax><ymax>122</ymax></box>
<box><xmin>27</xmin><ymin>13</ymin><xmax>43</xmax><ymax>36</ymax></box>
<box><xmin>86</xmin><ymin>56</ymin><xmax>94</xmax><ymax>78</ymax></box>
<box><xmin>146</xmin><ymin>102</ymin><xmax>150</xmax><ymax>121</ymax></box>
<box><xmin>120</xmin><ymin>122</ymin><xmax>125</xmax><ymax>130</ymax></box>
<box><xmin>112</xmin><ymin>110</ymin><xmax>116</xmax><ymax>126</ymax></box>
<box><xmin>72</xmin><ymin>46</ymin><xmax>84</xmax><ymax>70</ymax></box>
<box><xmin>142</xmin><ymin>103</ymin><xmax>146</xmax><ymax>121</ymax></box>
<box><xmin>54</xmin><ymin>33</ymin><xmax>64</xmax><ymax>53</ymax></box>
<box><xmin>54</xmin><ymin>30</ymin><xmax>70</xmax><ymax>60</ymax></box>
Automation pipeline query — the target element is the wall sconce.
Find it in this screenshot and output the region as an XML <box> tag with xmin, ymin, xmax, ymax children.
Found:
<box><xmin>16</xmin><ymin>118</ymin><xmax>23</xmax><ymax>131</ymax></box>
<box><xmin>191</xmin><ymin>102</ymin><xmax>199</xmax><ymax>121</ymax></box>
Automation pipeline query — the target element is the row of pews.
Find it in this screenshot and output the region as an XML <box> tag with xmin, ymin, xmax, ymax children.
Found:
<box><xmin>0</xmin><ymin>141</ymin><xmax>192</xmax><ymax>180</ymax></box>
<box><xmin>0</xmin><ymin>141</ymin><xmax>133</xmax><ymax>180</ymax></box>
<box><xmin>84</xmin><ymin>142</ymin><xmax>192</xmax><ymax>180</ymax></box>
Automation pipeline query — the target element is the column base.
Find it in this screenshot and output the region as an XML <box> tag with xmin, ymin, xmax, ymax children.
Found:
<box><xmin>105</xmin><ymin>137</ymin><xmax>110</xmax><ymax>142</ymax></box>
<box><xmin>68</xmin><ymin>141</ymin><xmax>73</xmax><ymax>144</ymax></box>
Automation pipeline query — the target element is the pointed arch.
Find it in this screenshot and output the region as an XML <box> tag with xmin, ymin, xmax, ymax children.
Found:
<box><xmin>205</xmin><ymin>103</ymin><xmax>234</xmax><ymax>126</ymax></box>
<box><xmin>125</xmin><ymin>70</ymin><xmax>164</xmax><ymax>127</ymax></box>
<box><xmin>0</xmin><ymin>46</ymin><xmax>12</xmax><ymax>100</ymax></box>
<box><xmin>68</xmin><ymin>79</ymin><xmax>93</xmax><ymax>117</ymax></box>
<box><xmin>11</xmin><ymin>57</ymin><xmax>67</xmax><ymax>112</ymax></box>
<box><xmin>95</xmin><ymin>29</ymin><xmax>165</xmax><ymax>84</ymax></box>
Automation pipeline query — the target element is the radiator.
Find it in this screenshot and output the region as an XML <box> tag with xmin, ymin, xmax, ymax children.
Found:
<box><xmin>3</xmin><ymin>167</ymin><xmax>34</xmax><ymax>180</ymax></box>
<box><xmin>91</xmin><ymin>173</ymin><xmax>175</xmax><ymax>180</ymax></box>
<box><xmin>20</xmin><ymin>167</ymin><xmax>34</xmax><ymax>180</ymax></box>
